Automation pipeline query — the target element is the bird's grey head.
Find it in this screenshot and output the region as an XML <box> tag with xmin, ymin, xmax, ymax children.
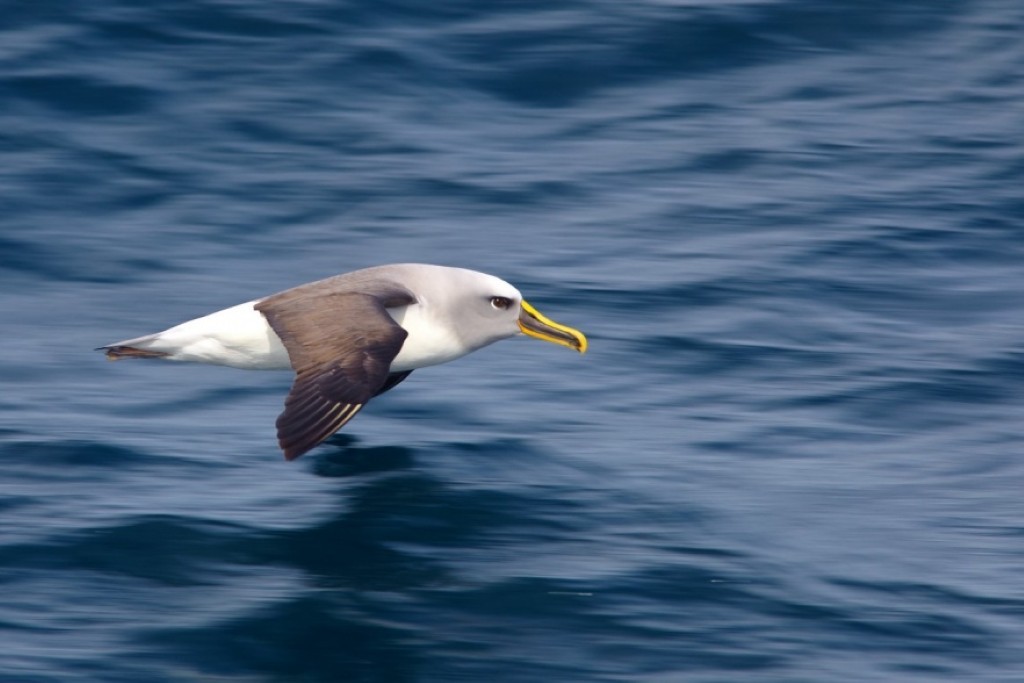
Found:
<box><xmin>419</xmin><ymin>266</ymin><xmax>524</xmax><ymax>352</ymax></box>
<box><xmin>406</xmin><ymin>265</ymin><xmax>587</xmax><ymax>355</ymax></box>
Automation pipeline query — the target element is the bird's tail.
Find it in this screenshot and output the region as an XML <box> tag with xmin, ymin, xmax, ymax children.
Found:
<box><xmin>98</xmin><ymin>331</ymin><xmax>171</xmax><ymax>360</ymax></box>
<box><xmin>99</xmin><ymin>345</ymin><xmax>171</xmax><ymax>360</ymax></box>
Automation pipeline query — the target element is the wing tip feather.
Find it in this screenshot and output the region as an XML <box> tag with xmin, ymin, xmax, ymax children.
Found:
<box><xmin>277</xmin><ymin>402</ymin><xmax>364</xmax><ymax>460</ymax></box>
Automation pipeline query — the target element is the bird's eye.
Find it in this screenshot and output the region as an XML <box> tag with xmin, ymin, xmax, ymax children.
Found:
<box><xmin>490</xmin><ymin>296</ymin><xmax>512</xmax><ymax>310</ymax></box>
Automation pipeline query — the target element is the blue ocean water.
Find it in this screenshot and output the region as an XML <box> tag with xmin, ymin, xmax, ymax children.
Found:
<box><xmin>2</xmin><ymin>0</ymin><xmax>1024</xmax><ymax>680</ymax></box>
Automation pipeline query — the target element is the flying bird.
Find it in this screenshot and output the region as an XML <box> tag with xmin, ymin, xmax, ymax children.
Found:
<box><xmin>99</xmin><ymin>264</ymin><xmax>587</xmax><ymax>459</ymax></box>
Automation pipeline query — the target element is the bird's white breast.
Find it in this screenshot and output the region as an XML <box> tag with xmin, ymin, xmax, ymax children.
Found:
<box><xmin>387</xmin><ymin>303</ymin><xmax>467</xmax><ymax>372</ymax></box>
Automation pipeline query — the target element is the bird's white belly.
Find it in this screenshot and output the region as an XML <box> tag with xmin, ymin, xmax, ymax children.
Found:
<box><xmin>156</xmin><ymin>301</ymin><xmax>292</xmax><ymax>370</ymax></box>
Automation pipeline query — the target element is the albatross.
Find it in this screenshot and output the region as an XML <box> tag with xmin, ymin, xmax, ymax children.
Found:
<box><xmin>99</xmin><ymin>263</ymin><xmax>587</xmax><ymax>460</ymax></box>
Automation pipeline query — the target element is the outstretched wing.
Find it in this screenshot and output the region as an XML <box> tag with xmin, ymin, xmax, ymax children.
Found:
<box><xmin>256</xmin><ymin>286</ymin><xmax>414</xmax><ymax>460</ymax></box>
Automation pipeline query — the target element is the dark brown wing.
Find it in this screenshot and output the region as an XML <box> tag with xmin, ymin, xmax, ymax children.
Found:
<box><xmin>255</xmin><ymin>287</ymin><xmax>414</xmax><ymax>460</ymax></box>
<box><xmin>375</xmin><ymin>370</ymin><xmax>413</xmax><ymax>396</ymax></box>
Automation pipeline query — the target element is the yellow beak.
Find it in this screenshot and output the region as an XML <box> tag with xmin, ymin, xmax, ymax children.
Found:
<box><xmin>517</xmin><ymin>300</ymin><xmax>588</xmax><ymax>353</ymax></box>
